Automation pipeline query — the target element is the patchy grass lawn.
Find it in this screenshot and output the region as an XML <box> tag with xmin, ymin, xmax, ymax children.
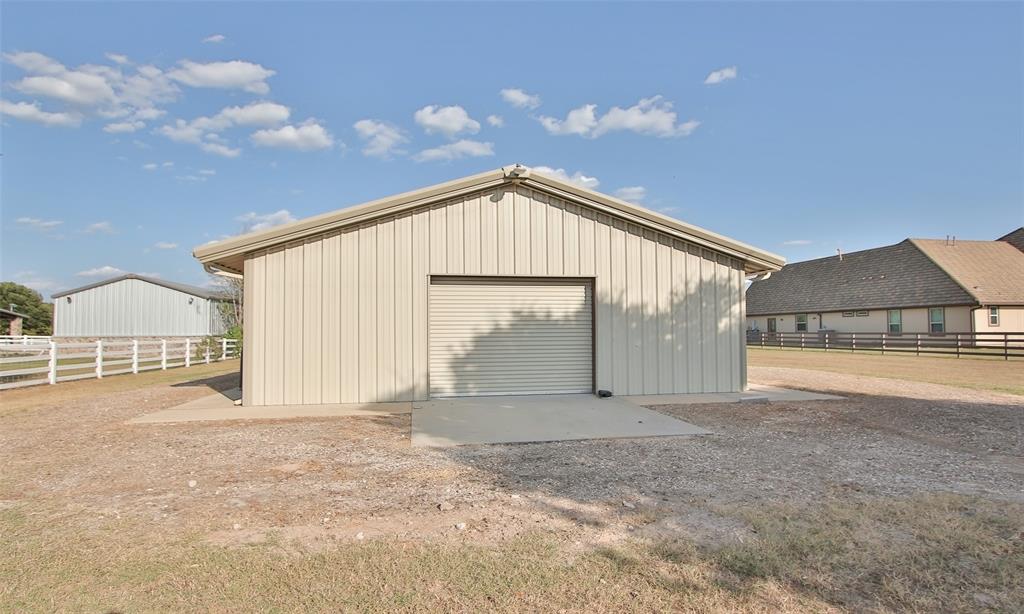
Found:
<box><xmin>749</xmin><ymin>347</ymin><xmax>1024</xmax><ymax>396</ymax></box>
<box><xmin>0</xmin><ymin>359</ymin><xmax>239</xmax><ymax>417</ymax></box>
<box><xmin>3</xmin><ymin>494</ymin><xmax>1020</xmax><ymax>612</ymax></box>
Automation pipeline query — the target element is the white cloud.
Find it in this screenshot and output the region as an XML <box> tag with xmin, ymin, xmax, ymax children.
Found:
<box><xmin>0</xmin><ymin>99</ymin><xmax>81</xmax><ymax>127</ymax></box>
<box><xmin>704</xmin><ymin>66</ymin><xmax>738</xmax><ymax>85</ymax></box>
<box><xmin>217</xmin><ymin>101</ymin><xmax>290</xmax><ymax>126</ymax></box>
<box><xmin>103</xmin><ymin>120</ymin><xmax>144</xmax><ymax>133</ymax></box>
<box><xmin>13</xmin><ymin>71</ymin><xmax>116</xmax><ymax>105</ymax></box>
<box><xmin>199</xmin><ymin>169</ymin><xmax>216</xmax><ymax>176</ymax></box>
<box><xmin>500</xmin><ymin>88</ymin><xmax>541</xmax><ymax>110</ymax></box>
<box><xmin>201</xmin><ymin>142</ymin><xmax>241</xmax><ymax>157</ymax></box>
<box><xmin>142</xmin><ymin>162</ymin><xmax>158</xmax><ymax>170</ymax></box>
<box><xmin>353</xmin><ymin>119</ymin><xmax>408</xmax><ymax>158</ymax></box>
<box><xmin>203</xmin><ymin>34</ymin><xmax>226</xmax><ymax>44</ymax></box>
<box><xmin>13</xmin><ymin>271</ymin><xmax>61</xmax><ymax>293</ymax></box>
<box><xmin>537</xmin><ymin>104</ymin><xmax>597</xmax><ymax>136</ymax></box>
<box><xmin>538</xmin><ymin>96</ymin><xmax>699</xmax><ymax>139</ymax></box>
<box><xmin>250</xmin><ymin>120</ymin><xmax>333</xmax><ymax>151</ymax></box>
<box><xmin>531</xmin><ymin>166</ymin><xmax>600</xmax><ymax>189</ymax></box>
<box><xmin>168</xmin><ymin>60</ymin><xmax>275</xmax><ymax>94</ymax></box>
<box><xmin>414</xmin><ymin>105</ymin><xmax>480</xmax><ymax>138</ymax></box>
<box><xmin>486</xmin><ymin>114</ymin><xmax>504</xmax><ymax>127</ymax></box>
<box><xmin>154</xmin><ymin>241</ymin><xmax>178</xmax><ymax>249</ymax></box>
<box><xmin>131</xmin><ymin>107</ymin><xmax>165</xmax><ymax>121</ymax></box>
<box><xmin>77</xmin><ymin>265</ymin><xmax>124</xmax><ymax>277</ymax></box>
<box><xmin>4</xmin><ymin>51</ymin><xmax>65</xmax><ymax>74</ymax></box>
<box><xmin>162</xmin><ymin>161</ymin><xmax>173</xmax><ymax>167</ymax></box>
<box><xmin>156</xmin><ymin>119</ymin><xmax>204</xmax><ymax>143</ymax></box>
<box><xmin>613</xmin><ymin>186</ymin><xmax>646</xmax><ymax>203</ymax></box>
<box><xmin>236</xmin><ymin>209</ymin><xmax>295</xmax><ymax>233</ymax></box>
<box><xmin>16</xmin><ymin>217</ymin><xmax>63</xmax><ymax>230</ymax></box>
<box><xmin>782</xmin><ymin>239</ymin><xmax>812</xmax><ymax>246</ymax></box>
<box><xmin>84</xmin><ymin>221</ymin><xmax>114</xmax><ymax>234</ymax></box>
<box><xmin>413</xmin><ymin>139</ymin><xmax>494</xmax><ymax>162</ymax></box>
<box><xmin>2</xmin><ymin>51</ymin><xmax>182</xmax><ymax>127</ymax></box>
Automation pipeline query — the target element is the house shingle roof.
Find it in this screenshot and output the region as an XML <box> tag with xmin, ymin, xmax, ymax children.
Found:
<box><xmin>999</xmin><ymin>227</ymin><xmax>1024</xmax><ymax>253</ymax></box>
<box><xmin>910</xmin><ymin>239</ymin><xmax>1024</xmax><ymax>305</ymax></box>
<box><xmin>746</xmin><ymin>240</ymin><xmax>977</xmax><ymax>315</ymax></box>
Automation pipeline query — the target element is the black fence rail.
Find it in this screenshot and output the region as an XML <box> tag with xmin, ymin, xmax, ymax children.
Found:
<box><xmin>746</xmin><ymin>330</ymin><xmax>1024</xmax><ymax>360</ymax></box>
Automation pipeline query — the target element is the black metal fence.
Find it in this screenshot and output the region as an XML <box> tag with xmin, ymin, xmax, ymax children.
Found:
<box><xmin>746</xmin><ymin>330</ymin><xmax>1024</xmax><ymax>360</ymax></box>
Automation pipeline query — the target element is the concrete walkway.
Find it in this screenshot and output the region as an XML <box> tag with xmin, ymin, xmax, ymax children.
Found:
<box><xmin>130</xmin><ymin>388</ymin><xmax>410</xmax><ymax>424</ymax></box>
<box><xmin>411</xmin><ymin>394</ymin><xmax>708</xmax><ymax>447</ymax></box>
<box><xmin>624</xmin><ymin>384</ymin><xmax>843</xmax><ymax>406</ymax></box>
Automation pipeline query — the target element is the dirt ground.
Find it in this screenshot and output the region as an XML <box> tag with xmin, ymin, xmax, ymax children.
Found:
<box><xmin>2</xmin><ymin>356</ymin><xmax>1022</xmax><ymax>611</ymax></box>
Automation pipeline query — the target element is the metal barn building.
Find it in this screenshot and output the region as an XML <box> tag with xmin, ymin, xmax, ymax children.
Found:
<box><xmin>52</xmin><ymin>274</ymin><xmax>230</xmax><ymax>337</ymax></box>
<box><xmin>195</xmin><ymin>166</ymin><xmax>784</xmax><ymax>407</ymax></box>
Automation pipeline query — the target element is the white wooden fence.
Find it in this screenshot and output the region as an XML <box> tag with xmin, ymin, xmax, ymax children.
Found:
<box><xmin>0</xmin><ymin>334</ymin><xmax>52</xmax><ymax>347</ymax></box>
<box><xmin>0</xmin><ymin>337</ymin><xmax>239</xmax><ymax>391</ymax></box>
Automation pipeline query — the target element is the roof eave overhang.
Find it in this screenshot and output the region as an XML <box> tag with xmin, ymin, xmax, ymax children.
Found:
<box><xmin>194</xmin><ymin>166</ymin><xmax>785</xmax><ymax>275</ymax></box>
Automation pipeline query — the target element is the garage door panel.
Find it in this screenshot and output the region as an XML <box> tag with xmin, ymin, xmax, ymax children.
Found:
<box><xmin>429</xmin><ymin>278</ymin><xmax>593</xmax><ymax>397</ymax></box>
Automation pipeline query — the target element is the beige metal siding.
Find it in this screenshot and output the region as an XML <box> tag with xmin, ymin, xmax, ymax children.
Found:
<box><xmin>429</xmin><ymin>278</ymin><xmax>593</xmax><ymax>396</ymax></box>
<box><xmin>242</xmin><ymin>185</ymin><xmax>746</xmax><ymax>405</ymax></box>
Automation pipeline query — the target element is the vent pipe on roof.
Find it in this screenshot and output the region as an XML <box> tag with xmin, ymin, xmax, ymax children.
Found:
<box><xmin>837</xmin><ymin>248</ymin><xmax>843</xmax><ymax>261</ymax></box>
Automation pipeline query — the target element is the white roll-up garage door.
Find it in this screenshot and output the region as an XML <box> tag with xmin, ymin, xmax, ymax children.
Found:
<box><xmin>429</xmin><ymin>278</ymin><xmax>593</xmax><ymax>397</ymax></box>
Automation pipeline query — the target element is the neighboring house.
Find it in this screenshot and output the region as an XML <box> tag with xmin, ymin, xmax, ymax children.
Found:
<box><xmin>195</xmin><ymin>165</ymin><xmax>784</xmax><ymax>407</ymax></box>
<box><xmin>52</xmin><ymin>274</ymin><xmax>231</xmax><ymax>337</ymax></box>
<box><xmin>0</xmin><ymin>307</ymin><xmax>29</xmax><ymax>336</ymax></box>
<box><xmin>999</xmin><ymin>226</ymin><xmax>1024</xmax><ymax>253</ymax></box>
<box><xmin>746</xmin><ymin>233</ymin><xmax>1024</xmax><ymax>335</ymax></box>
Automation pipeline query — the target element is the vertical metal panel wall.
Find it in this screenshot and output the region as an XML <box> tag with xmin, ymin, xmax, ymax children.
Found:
<box><xmin>54</xmin><ymin>278</ymin><xmax>218</xmax><ymax>337</ymax></box>
<box><xmin>242</xmin><ymin>185</ymin><xmax>746</xmax><ymax>405</ymax></box>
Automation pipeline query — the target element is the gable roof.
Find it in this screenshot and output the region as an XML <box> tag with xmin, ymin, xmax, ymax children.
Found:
<box><xmin>746</xmin><ymin>240</ymin><xmax>976</xmax><ymax>315</ymax></box>
<box><xmin>194</xmin><ymin>165</ymin><xmax>785</xmax><ymax>275</ymax></box>
<box><xmin>51</xmin><ymin>274</ymin><xmax>230</xmax><ymax>301</ymax></box>
<box><xmin>999</xmin><ymin>227</ymin><xmax>1024</xmax><ymax>253</ymax></box>
<box><xmin>910</xmin><ymin>239</ymin><xmax>1024</xmax><ymax>305</ymax></box>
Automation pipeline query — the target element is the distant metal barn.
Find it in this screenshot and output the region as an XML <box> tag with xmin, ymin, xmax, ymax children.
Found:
<box><xmin>52</xmin><ymin>274</ymin><xmax>230</xmax><ymax>337</ymax></box>
<box><xmin>195</xmin><ymin>166</ymin><xmax>784</xmax><ymax>407</ymax></box>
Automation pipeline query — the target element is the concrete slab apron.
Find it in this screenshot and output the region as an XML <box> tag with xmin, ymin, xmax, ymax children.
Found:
<box><xmin>131</xmin><ymin>391</ymin><xmax>411</xmax><ymax>424</ymax></box>
<box><xmin>624</xmin><ymin>384</ymin><xmax>844</xmax><ymax>406</ymax></box>
<box><xmin>411</xmin><ymin>394</ymin><xmax>709</xmax><ymax>448</ymax></box>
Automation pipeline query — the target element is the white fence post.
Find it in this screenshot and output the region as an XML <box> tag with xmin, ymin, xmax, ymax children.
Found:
<box><xmin>205</xmin><ymin>344</ymin><xmax>211</xmax><ymax>364</ymax></box>
<box><xmin>161</xmin><ymin>339</ymin><xmax>167</xmax><ymax>370</ymax></box>
<box><xmin>185</xmin><ymin>338</ymin><xmax>191</xmax><ymax>368</ymax></box>
<box><xmin>221</xmin><ymin>338</ymin><xmax>228</xmax><ymax>360</ymax></box>
<box><xmin>48</xmin><ymin>341</ymin><xmax>58</xmax><ymax>385</ymax></box>
<box><xmin>131</xmin><ymin>339</ymin><xmax>139</xmax><ymax>374</ymax></box>
<box><xmin>95</xmin><ymin>339</ymin><xmax>103</xmax><ymax>379</ymax></box>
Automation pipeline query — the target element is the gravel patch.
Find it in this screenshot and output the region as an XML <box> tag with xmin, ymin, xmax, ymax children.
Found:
<box><xmin>2</xmin><ymin>364</ymin><xmax>1020</xmax><ymax>551</ymax></box>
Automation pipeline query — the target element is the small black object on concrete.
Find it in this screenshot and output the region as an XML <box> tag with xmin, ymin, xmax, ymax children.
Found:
<box><xmin>597</xmin><ymin>390</ymin><xmax>613</xmax><ymax>398</ymax></box>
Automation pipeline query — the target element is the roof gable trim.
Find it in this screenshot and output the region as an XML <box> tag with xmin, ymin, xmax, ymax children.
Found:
<box><xmin>194</xmin><ymin>165</ymin><xmax>784</xmax><ymax>273</ymax></box>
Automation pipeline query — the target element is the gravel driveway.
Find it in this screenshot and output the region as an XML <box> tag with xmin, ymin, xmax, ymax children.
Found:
<box><xmin>1</xmin><ymin>362</ymin><xmax>1020</xmax><ymax>550</ymax></box>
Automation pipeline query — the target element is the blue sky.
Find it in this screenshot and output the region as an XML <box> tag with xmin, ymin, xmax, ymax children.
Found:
<box><xmin>2</xmin><ymin>2</ymin><xmax>1022</xmax><ymax>297</ymax></box>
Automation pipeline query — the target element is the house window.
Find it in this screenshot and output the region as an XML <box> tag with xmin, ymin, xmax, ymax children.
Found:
<box><xmin>887</xmin><ymin>310</ymin><xmax>902</xmax><ymax>334</ymax></box>
<box><xmin>989</xmin><ymin>307</ymin><xmax>999</xmax><ymax>326</ymax></box>
<box><xmin>767</xmin><ymin>318</ymin><xmax>777</xmax><ymax>333</ymax></box>
<box><xmin>929</xmin><ymin>307</ymin><xmax>945</xmax><ymax>333</ymax></box>
<box><xmin>795</xmin><ymin>314</ymin><xmax>808</xmax><ymax>332</ymax></box>
<box><xmin>842</xmin><ymin>311</ymin><xmax>854</xmax><ymax>317</ymax></box>
<box><xmin>855</xmin><ymin>310</ymin><xmax>869</xmax><ymax>317</ymax></box>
